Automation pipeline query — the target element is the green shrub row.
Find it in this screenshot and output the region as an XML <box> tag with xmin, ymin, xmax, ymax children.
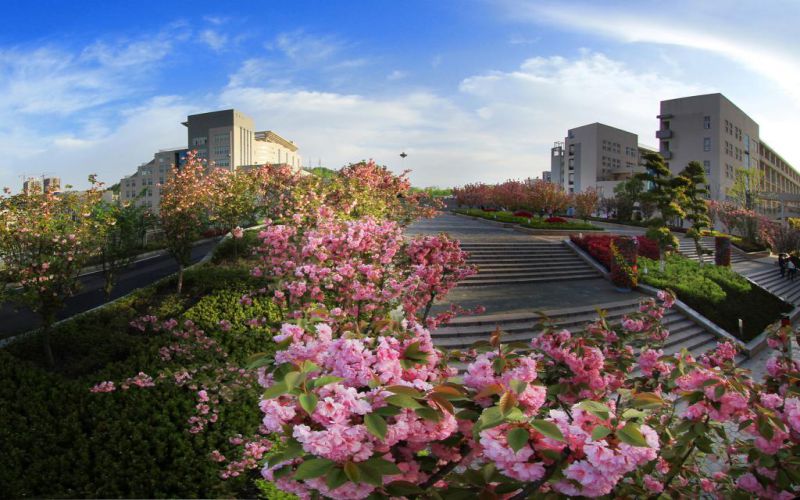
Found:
<box><xmin>1</xmin><ymin>260</ymin><xmax>279</xmax><ymax>498</ymax></box>
<box><xmin>639</xmin><ymin>255</ymin><xmax>791</xmax><ymax>341</ymax></box>
<box><xmin>455</xmin><ymin>208</ymin><xmax>602</xmax><ymax>231</ymax></box>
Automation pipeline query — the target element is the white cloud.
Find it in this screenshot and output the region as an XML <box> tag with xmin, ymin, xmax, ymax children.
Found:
<box><xmin>215</xmin><ymin>51</ymin><xmax>705</xmax><ymax>187</ymax></box>
<box><xmin>387</xmin><ymin>70</ymin><xmax>407</xmax><ymax>81</ymax></box>
<box><xmin>273</xmin><ymin>30</ymin><xmax>343</xmax><ymax>64</ymax></box>
<box><xmin>200</xmin><ymin>29</ymin><xmax>228</xmax><ymax>52</ymax></box>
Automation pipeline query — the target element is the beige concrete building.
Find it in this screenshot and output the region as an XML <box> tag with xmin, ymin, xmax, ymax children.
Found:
<box><xmin>658</xmin><ymin>93</ymin><xmax>761</xmax><ymax>201</ymax></box>
<box><xmin>119</xmin><ymin>109</ymin><xmax>301</xmax><ymax>214</ymax></box>
<box><xmin>254</xmin><ymin>130</ymin><xmax>301</xmax><ymax>169</ymax></box>
<box><xmin>549</xmin><ymin>123</ymin><xmax>649</xmax><ymax>198</ymax></box>
<box><xmin>119</xmin><ymin>147</ymin><xmax>188</xmax><ymax>212</ymax></box>
<box><xmin>658</xmin><ymin>93</ymin><xmax>800</xmax><ymax>216</ymax></box>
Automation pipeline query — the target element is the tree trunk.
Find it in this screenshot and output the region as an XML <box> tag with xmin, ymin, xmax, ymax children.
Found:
<box><xmin>659</xmin><ymin>248</ymin><xmax>666</xmax><ymax>272</ymax></box>
<box><xmin>177</xmin><ymin>265</ymin><xmax>184</xmax><ymax>294</ymax></box>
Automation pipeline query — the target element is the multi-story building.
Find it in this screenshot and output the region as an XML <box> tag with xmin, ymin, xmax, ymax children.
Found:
<box><xmin>119</xmin><ymin>109</ymin><xmax>301</xmax><ymax>214</ymax></box>
<box><xmin>541</xmin><ymin>171</ymin><xmax>551</xmax><ymax>182</ymax></box>
<box><xmin>657</xmin><ymin>93</ymin><xmax>762</xmax><ymax>201</ymax></box>
<box><xmin>549</xmin><ymin>123</ymin><xmax>648</xmax><ymax>198</ymax></box>
<box><xmin>119</xmin><ymin>147</ymin><xmax>188</xmax><ymax>212</ymax></box>
<box><xmin>43</xmin><ymin>177</ymin><xmax>61</xmax><ymax>193</ymax></box>
<box><xmin>254</xmin><ymin>130</ymin><xmax>301</xmax><ymax>169</ymax></box>
<box><xmin>22</xmin><ymin>177</ymin><xmax>42</xmax><ymax>194</ymax></box>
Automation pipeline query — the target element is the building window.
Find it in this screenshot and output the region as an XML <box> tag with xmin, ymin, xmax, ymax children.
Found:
<box><xmin>192</xmin><ymin>136</ymin><xmax>207</xmax><ymax>146</ymax></box>
<box><xmin>704</xmin><ymin>137</ymin><xmax>711</xmax><ymax>152</ymax></box>
<box><xmin>703</xmin><ymin>116</ymin><xmax>711</xmax><ymax>129</ymax></box>
<box><xmin>703</xmin><ymin>160</ymin><xmax>711</xmax><ymax>175</ymax></box>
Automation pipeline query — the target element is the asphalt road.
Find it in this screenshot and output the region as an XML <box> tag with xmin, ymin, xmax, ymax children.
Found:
<box><xmin>0</xmin><ymin>239</ymin><xmax>219</xmax><ymax>338</ymax></box>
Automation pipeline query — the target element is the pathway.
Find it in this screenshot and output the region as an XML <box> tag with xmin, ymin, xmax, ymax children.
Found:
<box><xmin>406</xmin><ymin>213</ymin><xmax>720</xmax><ymax>358</ymax></box>
<box><xmin>0</xmin><ymin>239</ymin><xmax>219</xmax><ymax>338</ymax></box>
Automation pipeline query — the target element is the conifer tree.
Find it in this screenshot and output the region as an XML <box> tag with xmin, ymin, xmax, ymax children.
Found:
<box><xmin>676</xmin><ymin>161</ymin><xmax>711</xmax><ymax>264</ymax></box>
<box><xmin>636</xmin><ymin>152</ymin><xmax>685</xmax><ymax>271</ymax></box>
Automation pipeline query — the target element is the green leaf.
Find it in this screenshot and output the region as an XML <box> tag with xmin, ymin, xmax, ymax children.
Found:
<box><xmin>578</xmin><ymin>400</ymin><xmax>611</xmax><ymax>420</ymax></box>
<box><xmin>300</xmin><ymin>360</ymin><xmax>321</xmax><ymax>373</ymax></box>
<box><xmin>385</xmin><ymin>481</ymin><xmax>424</xmax><ymax>496</ymax></box>
<box><xmin>631</xmin><ymin>392</ymin><xmax>665</xmax><ymax>409</ymax></box>
<box><xmin>293</xmin><ymin>458</ymin><xmax>336</xmax><ymax>480</ymax></box>
<box><xmin>284</xmin><ymin>371</ymin><xmax>303</xmax><ymax>390</ymax></box>
<box><xmin>621</xmin><ymin>408</ymin><xmax>646</xmax><ymax>421</ymax></box>
<box><xmin>415</xmin><ymin>407</ymin><xmax>442</xmax><ymax>422</ymax></box>
<box><xmin>714</xmin><ymin>385</ymin><xmax>726</xmax><ymax>399</ymax></box>
<box><xmin>530</xmin><ymin>419</ymin><xmax>564</xmax><ymax>442</ymax></box>
<box><xmin>508</xmin><ymin>379</ymin><xmax>528</xmax><ymax>395</ymax></box>
<box><xmin>299</xmin><ymin>393</ymin><xmax>318</xmax><ymax>415</ymax></box>
<box><xmin>373</xmin><ymin>405</ymin><xmax>402</xmax><ymax>417</ymax></box>
<box><xmin>591</xmin><ymin>426</ymin><xmax>612</xmax><ymax>441</ymax></box>
<box><xmin>310</xmin><ymin>375</ymin><xmax>344</xmax><ymax>388</ymax></box>
<box><xmin>344</xmin><ymin>461</ymin><xmax>361</xmax><ymax>483</ymax></box>
<box><xmin>475</xmin><ymin>407</ymin><xmax>505</xmax><ymax>433</ymax></box>
<box><xmin>356</xmin><ymin>462</ymin><xmax>384</xmax><ymax>487</ymax></box>
<box><xmin>616</xmin><ymin>422</ymin><xmax>649</xmax><ymax>447</ymax></box>
<box><xmin>385</xmin><ymin>385</ymin><xmax>425</xmax><ymax>398</ymax></box>
<box><xmin>364</xmin><ymin>456</ymin><xmax>402</xmax><ymax>475</ymax></box>
<box><xmin>364</xmin><ymin>413</ymin><xmax>387</xmax><ymax>440</ymax></box>
<box><xmin>262</xmin><ymin>381</ymin><xmax>288</xmax><ymax>400</ymax></box>
<box><xmin>326</xmin><ymin>467</ymin><xmax>348</xmax><ymax>491</ymax></box>
<box><xmin>385</xmin><ymin>394</ymin><xmax>423</xmax><ymax>409</ymax></box>
<box><xmin>245</xmin><ymin>353</ymin><xmax>272</xmax><ymax>369</ymax></box>
<box><xmin>492</xmin><ymin>356</ymin><xmax>507</xmax><ymax>374</ymax></box>
<box><xmin>507</xmin><ymin>427</ymin><xmax>529</xmax><ymax>452</ymax></box>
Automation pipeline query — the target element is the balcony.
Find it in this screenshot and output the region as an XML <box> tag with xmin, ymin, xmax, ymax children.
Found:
<box><xmin>655</xmin><ymin>129</ymin><xmax>673</xmax><ymax>139</ymax></box>
<box><xmin>660</xmin><ymin>150</ymin><xmax>673</xmax><ymax>160</ymax></box>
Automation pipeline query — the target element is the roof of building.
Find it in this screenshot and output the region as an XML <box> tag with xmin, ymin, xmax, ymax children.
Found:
<box><xmin>254</xmin><ymin>130</ymin><xmax>298</xmax><ymax>151</ymax></box>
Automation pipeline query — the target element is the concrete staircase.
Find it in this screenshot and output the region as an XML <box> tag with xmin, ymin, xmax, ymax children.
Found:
<box><xmin>675</xmin><ymin>236</ymin><xmax>747</xmax><ymax>264</ymax></box>
<box><xmin>741</xmin><ymin>266</ymin><xmax>800</xmax><ymax>305</ymax></box>
<box><xmin>432</xmin><ymin>298</ymin><xmax>722</xmax><ymax>358</ymax></box>
<box><xmin>459</xmin><ymin>241</ymin><xmax>600</xmax><ymax>286</ymax></box>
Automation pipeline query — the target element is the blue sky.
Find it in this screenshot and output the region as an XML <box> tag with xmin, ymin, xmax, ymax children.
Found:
<box><xmin>2</xmin><ymin>0</ymin><xmax>799</xmax><ymax>191</ymax></box>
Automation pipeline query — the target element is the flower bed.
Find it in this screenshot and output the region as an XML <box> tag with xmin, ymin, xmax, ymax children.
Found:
<box><xmin>571</xmin><ymin>234</ymin><xmax>659</xmax><ymax>269</ymax></box>
<box><xmin>456</xmin><ymin>208</ymin><xmax>601</xmax><ymax>231</ymax></box>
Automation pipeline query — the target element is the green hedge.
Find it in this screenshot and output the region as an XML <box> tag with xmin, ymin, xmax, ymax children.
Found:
<box><xmin>0</xmin><ymin>260</ymin><xmax>278</xmax><ymax>498</ymax></box>
<box><xmin>456</xmin><ymin>208</ymin><xmax>602</xmax><ymax>231</ymax></box>
<box><xmin>640</xmin><ymin>255</ymin><xmax>791</xmax><ymax>341</ymax></box>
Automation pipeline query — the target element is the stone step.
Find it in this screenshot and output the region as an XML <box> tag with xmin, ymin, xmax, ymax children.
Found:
<box><xmin>465</xmin><ymin>250</ymin><xmax>576</xmax><ymax>257</ymax></box>
<box><xmin>460</xmin><ymin>243</ymin><xmax>563</xmax><ymax>249</ymax></box>
<box><xmin>443</xmin><ymin>298</ymin><xmax>643</xmax><ymax>327</ymax></box>
<box><xmin>473</xmin><ymin>261</ymin><xmax>584</xmax><ymax>269</ymax></box>
<box><xmin>459</xmin><ymin>272</ymin><xmax>600</xmax><ymax>286</ymax></box>
<box><xmin>463</xmin><ymin>268</ymin><xmax>598</xmax><ymax>280</ymax></box>
<box><xmin>470</xmin><ymin>263</ymin><xmax>594</xmax><ymax>275</ymax></box>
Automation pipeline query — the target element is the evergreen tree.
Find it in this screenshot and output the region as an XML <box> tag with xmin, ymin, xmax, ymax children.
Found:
<box><xmin>676</xmin><ymin>161</ymin><xmax>712</xmax><ymax>264</ymax></box>
<box><xmin>635</xmin><ymin>152</ymin><xmax>685</xmax><ymax>270</ymax></box>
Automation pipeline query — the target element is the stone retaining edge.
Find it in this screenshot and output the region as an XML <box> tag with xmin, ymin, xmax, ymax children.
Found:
<box><xmin>563</xmin><ymin>239</ymin><xmax>610</xmax><ymax>279</ymax></box>
<box><xmin>637</xmin><ymin>283</ymin><xmax>749</xmax><ymax>354</ymax></box>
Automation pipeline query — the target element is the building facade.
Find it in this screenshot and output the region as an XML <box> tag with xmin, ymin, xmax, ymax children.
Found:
<box><xmin>119</xmin><ymin>109</ymin><xmax>301</xmax><ymax>214</ymax></box>
<box><xmin>119</xmin><ymin>148</ymin><xmax>188</xmax><ymax>212</ymax></box>
<box><xmin>549</xmin><ymin>123</ymin><xmax>650</xmax><ymax>198</ymax></box>
<box><xmin>657</xmin><ymin>93</ymin><xmax>760</xmax><ymax>201</ymax></box>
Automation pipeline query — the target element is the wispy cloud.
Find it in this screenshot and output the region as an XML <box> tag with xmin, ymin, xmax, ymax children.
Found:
<box><xmin>272</xmin><ymin>30</ymin><xmax>344</xmax><ymax>64</ymax></box>
<box><xmin>514</xmin><ymin>1</ymin><xmax>800</xmax><ymax>105</ymax></box>
<box><xmin>387</xmin><ymin>70</ymin><xmax>407</xmax><ymax>81</ymax></box>
<box><xmin>200</xmin><ymin>29</ymin><xmax>228</xmax><ymax>52</ymax></box>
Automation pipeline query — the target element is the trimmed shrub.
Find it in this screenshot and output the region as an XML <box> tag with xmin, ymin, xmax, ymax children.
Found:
<box><xmin>639</xmin><ymin>255</ymin><xmax>790</xmax><ymax>341</ymax></box>
<box><xmin>513</xmin><ymin>210</ymin><xmax>534</xmax><ymax>218</ymax></box>
<box><xmin>545</xmin><ymin>216</ymin><xmax>567</xmax><ymax>223</ymax></box>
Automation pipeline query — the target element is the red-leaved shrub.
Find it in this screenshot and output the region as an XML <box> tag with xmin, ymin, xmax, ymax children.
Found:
<box><xmin>513</xmin><ymin>210</ymin><xmax>534</xmax><ymax>218</ymax></box>
<box><xmin>571</xmin><ymin>234</ymin><xmax>659</xmax><ymax>269</ymax></box>
<box><xmin>545</xmin><ymin>216</ymin><xmax>567</xmax><ymax>223</ymax></box>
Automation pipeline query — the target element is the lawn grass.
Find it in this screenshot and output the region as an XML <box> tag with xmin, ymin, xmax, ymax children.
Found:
<box><xmin>456</xmin><ymin>208</ymin><xmax>603</xmax><ymax>231</ymax></box>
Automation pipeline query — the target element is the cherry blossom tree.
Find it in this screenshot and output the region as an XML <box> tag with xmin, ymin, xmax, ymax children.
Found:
<box><xmin>159</xmin><ymin>151</ymin><xmax>212</xmax><ymax>293</ymax></box>
<box><xmin>574</xmin><ymin>187</ymin><xmax>600</xmax><ymax>221</ymax></box>
<box><xmin>0</xmin><ymin>178</ymin><xmax>107</xmax><ymax>365</ymax></box>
